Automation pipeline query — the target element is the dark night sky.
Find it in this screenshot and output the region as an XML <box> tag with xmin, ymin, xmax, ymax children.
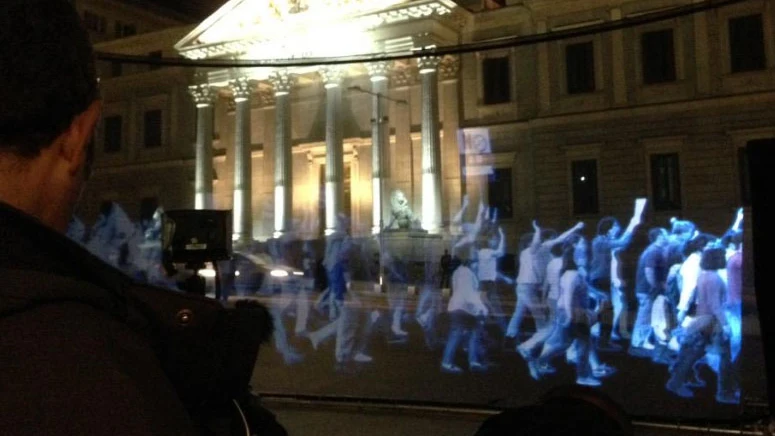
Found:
<box><xmin>143</xmin><ymin>0</ymin><xmax>224</xmax><ymax>20</ymax></box>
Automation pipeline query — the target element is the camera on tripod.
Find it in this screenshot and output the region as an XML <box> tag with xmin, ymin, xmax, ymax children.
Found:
<box><xmin>161</xmin><ymin>209</ymin><xmax>233</xmax><ymax>297</ymax></box>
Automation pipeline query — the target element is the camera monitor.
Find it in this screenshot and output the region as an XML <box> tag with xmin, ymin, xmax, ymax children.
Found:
<box><xmin>162</xmin><ymin>209</ymin><xmax>232</xmax><ymax>264</ymax></box>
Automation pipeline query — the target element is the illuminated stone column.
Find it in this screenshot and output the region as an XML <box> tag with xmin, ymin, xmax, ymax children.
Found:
<box><xmin>367</xmin><ymin>62</ymin><xmax>390</xmax><ymax>234</ymax></box>
<box><xmin>320</xmin><ymin>67</ymin><xmax>345</xmax><ymax>234</ymax></box>
<box><xmin>270</xmin><ymin>69</ymin><xmax>294</xmax><ymax>238</ymax></box>
<box><xmin>230</xmin><ymin>77</ymin><xmax>254</xmax><ymax>247</ymax></box>
<box><xmin>189</xmin><ymin>84</ymin><xmax>216</xmax><ymax>210</ymax></box>
<box><xmin>418</xmin><ymin>56</ymin><xmax>443</xmax><ymax>234</ymax></box>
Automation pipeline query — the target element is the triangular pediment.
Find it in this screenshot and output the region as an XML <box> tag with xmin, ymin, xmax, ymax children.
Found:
<box><xmin>175</xmin><ymin>0</ymin><xmax>467</xmax><ymax>62</ymax></box>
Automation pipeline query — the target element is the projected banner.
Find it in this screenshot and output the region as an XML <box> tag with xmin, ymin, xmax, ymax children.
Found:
<box><xmin>458</xmin><ymin>127</ymin><xmax>493</xmax><ymax>177</ymax></box>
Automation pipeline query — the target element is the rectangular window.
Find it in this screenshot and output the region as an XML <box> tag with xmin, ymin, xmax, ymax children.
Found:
<box><xmin>482</xmin><ymin>57</ymin><xmax>511</xmax><ymax>105</ymax></box>
<box><xmin>143</xmin><ymin>110</ymin><xmax>162</xmax><ymax>148</ymax></box>
<box><xmin>566</xmin><ymin>41</ymin><xmax>596</xmax><ymax>94</ymax></box>
<box><xmin>103</xmin><ymin>115</ymin><xmax>122</xmax><ymax>154</ymax></box>
<box><xmin>571</xmin><ymin>159</ymin><xmax>599</xmax><ymax>215</ymax></box>
<box><xmin>487</xmin><ymin>168</ymin><xmax>514</xmax><ymax>219</ymax></box>
<box><xmin>729</xmin><ymin>14</ymin><xmax>766</xmax><ymax>73</ymax></box>
<box><xmin>148</xmin><ymin>51</ymin><xmax>163</xmax><ymax>71</ymax></box>
<box><xmin>642</xmin><ymin>29</ymin><xmax>676</xmax><ymax>84</ymax></box>
<box><xmin>650</xmin><ymin>153</ymin><xmax>682</xmax><ymax>211</ymax></box>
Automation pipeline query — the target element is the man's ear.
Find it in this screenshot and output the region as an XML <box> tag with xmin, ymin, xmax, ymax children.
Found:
<box><xmin>60</xmin><ymin>100</ymin><xmax>102</xmax><ymax>175</ymax></box>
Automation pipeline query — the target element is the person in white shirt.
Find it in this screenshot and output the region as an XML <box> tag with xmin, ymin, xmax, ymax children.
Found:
<box><xmin>530</xmin><ymin>247</ymin><xmax>600</xmax><ymax>386</ymax></box>
<box><xmin>676</xmin><ymin>234</ymin><xmax>712</xmax><ymax>324</ymax></box>
<box><xmin>441</xmin><ymin>259</ymin><xmax>489</xmax><ymax>373</ymax></box>
<box><xmin>478</xmin><ymin>227</ymin><xmax>506</xmax><ymax>329</ymax></box>
<box><xmin>515</xmin><ymin>243</ymin><xmax>565</xmax><ymax>362</ymax></box>
<box><xmin>506</xmin><ymin>220</ymin><xmax>584</xmax><ymax>342</ymax></box>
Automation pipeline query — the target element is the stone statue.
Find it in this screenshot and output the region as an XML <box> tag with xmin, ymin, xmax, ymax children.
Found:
<box><xmin>387</xmin><ymin>190</ymin><xmax>422</xmax><ymax>231</ymax></box>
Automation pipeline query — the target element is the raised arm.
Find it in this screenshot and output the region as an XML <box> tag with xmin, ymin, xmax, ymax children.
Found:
<box><xmin>454</xmin><ymin>201</ymin><xmax>486</xmax><ymax>248</ymax></box>
<box><xmin>494</xmin><ymin>227</ymin><xmax>505</xmax><ymax>257</ymax></box>
<box><xmin>543</xmin><ymin>221</ymin><xmax>584</xmax><ymax>248</ymax></box>
<box><xmin>451</xmin><ymin>194</ymin><xmax>470</xmax><ymax>226</ymax></box>
<box><xmin>610</xmin><ymin>217</ymin><xmax>638</xmax><ymax>249</ymax></box>
<box><xmin>731</xmin><ymin>207</ymin><xmax>743</xmax><ymax>232</ymax></box>
<box><xmin>528</xmin><ymin>220</ymin><xmax>542</xmax><ymax>253</ymax></box>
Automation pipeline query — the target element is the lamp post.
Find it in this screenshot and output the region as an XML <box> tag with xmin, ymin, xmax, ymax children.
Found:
<box><xmin>347</xmin><ymin>85</ymin><xmax>407</xmax><ymax>292</ymax></box>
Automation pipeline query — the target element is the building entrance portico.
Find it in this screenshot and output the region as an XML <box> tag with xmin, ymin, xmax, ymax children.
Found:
<box><xmin>176</xmin><ymin>0</ymin><xmax>468</xmax><ymax>241</ymax></box>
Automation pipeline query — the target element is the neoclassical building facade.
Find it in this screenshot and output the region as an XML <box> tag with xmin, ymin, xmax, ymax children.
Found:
<box><xmin>85</xmin><ymin>0</ymin><xmax>775</xmax><ymax>263</ymax></box>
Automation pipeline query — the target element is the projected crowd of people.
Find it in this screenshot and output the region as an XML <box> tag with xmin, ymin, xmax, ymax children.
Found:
<box><xmin>71</xmin><ymin>197</ymin><xmax>745</xmax><ymax>406</ymax></box>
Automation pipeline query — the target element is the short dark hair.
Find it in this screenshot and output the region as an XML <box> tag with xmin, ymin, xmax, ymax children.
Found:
<box><xmin>701</xmin><ymin>247</ymin><xmax>727</xmax><ymax>270</ymax></box>
<box><xmin>671</xmin><ymin>219</ymin><xmax>696</xmax><ymax>236</ymax></box>
<box><xmin>648</xmin><ymin>227</ymin><xmax>667</xmax><ymax>243</ymax></box>
<box><xmin>559</xmin><ymin>245</ymin><xmax>578</xmax><ymax>276</ymax></box>
<box><xmin>683</xmin><ymin>233</ymin><xmax>713</xmax><ymax>257</ymax></box>
<box><xmin>0</xmin><ymin>0</ymin><xmax>98</xmax><ymax>157</ymax></box>
<box><xmin>597</xmin><ymin>217</ymin><xmax>619</xmax><ymax>236</ymax></box>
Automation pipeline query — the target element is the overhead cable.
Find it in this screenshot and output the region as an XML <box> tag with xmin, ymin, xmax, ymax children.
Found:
<box><xmin>95</xmin><ymin>0</ymin><xmax>749</xmax><ymax>68</ymax></box>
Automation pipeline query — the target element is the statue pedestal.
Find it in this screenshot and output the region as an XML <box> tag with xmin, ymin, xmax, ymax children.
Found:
<box><xmin>375</xmin><ymin>230</ymin><xmax>446</xmax><ymax>284</ymax></box>
<box><xmin>380</xmin><ymin>230</ymin><xmax>443</xmax><ymax>260</ymax></box>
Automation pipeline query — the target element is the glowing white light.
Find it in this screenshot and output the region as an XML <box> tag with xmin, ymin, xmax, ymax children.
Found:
<box><xmin>234</xmin><ymin>96</ymin><xmax>248</xmax><ymax>103</ymax></box>
<box><xmin>270</xmin><ymin>269</ymin><xmax>289</xmax><ymax>278</ymax></box>
<box><xmin>580</xmin><ymin>176</ymin><xmax>586</xmax><ymax>182</ymax></box>
<box><xmin>292</xmin><ymin>271</ymin><xmax>304</xmax><ymax>276</ymax></box>
<box><xmin>198</xmin><ymin>269</ymin><xmax>216</xmax><ymax>278</ymax></box>
<box><xmin>235</xmin><ymin>270</ymin><xmax>241</xmax><ymax>277</ymax></box>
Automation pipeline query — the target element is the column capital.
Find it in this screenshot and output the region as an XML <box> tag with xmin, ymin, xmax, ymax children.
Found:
<box><xmin>230</xmin><ymin>77</ymin><xmax>255</xmax><ymax>102</ymax></box>
<box><xmin>366</xmin><ymin>62</ymin><xmax>391</xmax><ymax>82</ymax></box>
<box><xmin>257</xmin><ymin>88</ymin><xmax>276</xmax><ymax>107</ymax></box>
<box><xmin>319</xmin><ymin>67</ymin><xmax>346</xmax><ymax>88</ymax></box>
<box><xmin>269</xmin><ymin>69</ymin><xmax>294</xmax><ymax>95</ymax></box>
<box><xmin>390</xmin><ymin>66</ymin><xmax>416</xmax><ymax>88</ymax></box>
<box><xmin>188</xmin><ymin>84</ymin><xmax>216</xmax><ymax>107</ymax></box>
<box><xmin>438</xmin><ymin>55</ymin><xmax>460</xmax><ymax>81</ymax></box>
<box><xmin>417</xmin><ymin>56</ymin><xmax>441</xmax><ymax>74</ymax></box>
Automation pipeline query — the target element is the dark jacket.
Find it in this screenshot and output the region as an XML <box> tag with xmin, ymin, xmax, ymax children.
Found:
<box><xmin>0</xmin><ymin>203</ymin><xmax>275</xmax><ymax>435</ymax></box>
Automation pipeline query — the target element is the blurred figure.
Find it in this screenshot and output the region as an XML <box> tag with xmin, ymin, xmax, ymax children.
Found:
<box><xmin>666</xmin><ymin>247</ymin><xmax>739</xmax><ymax>403</ymax></box>
<box><xmin>65</xmin><ymin>216</ymin><xmax>86</xmax><ymax>245</ymax></box>
<box><xmin>440</xmin><ymin>249</ymin><xmax>452</xmax><ymax>290</ymax></box>
<box><xmin>588</xmin><ymin>214</ymin><xmax>638</xmax><ymax>349</ymax></box>
<box><xmin>441</xmin><ymin>258</ymin><xmax>489</xmax><ymax>373</ymax></box>
<box><xmin>530</xmin><ymin>246</ymin><xmax>599</xmax><ymax>386</ymax></box>
<box><xmin>307</xmin><ymin>215</ymin><xmax>373</xmax><ymax>368</ymax></box>
<box><xmin>478</xmin><ymin>227</ymin><xmax>506</xmax><ymax>331</ymax></box>
<box><xmin>506</xmin><ymin>220</ymin><xmax>583</xmax><ymax>342</ymax></box>
<box><xmin>629</xmin><ymin>228</ymin><xmax>669</xmax><ymax>356</ymax></box>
